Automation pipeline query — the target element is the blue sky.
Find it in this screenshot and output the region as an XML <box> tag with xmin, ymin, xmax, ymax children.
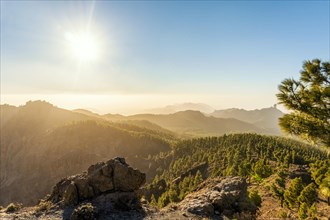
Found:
<box><xmin>1</xmin><ymin>1</ymin><xmax>329</xmax><ymax>113</ymax></box>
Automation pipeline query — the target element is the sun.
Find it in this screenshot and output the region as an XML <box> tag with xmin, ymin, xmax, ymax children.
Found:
<box><xmin>65</xmin><ymin>32</ymin><xmax>99</xmax><ymax>62</ymax></box>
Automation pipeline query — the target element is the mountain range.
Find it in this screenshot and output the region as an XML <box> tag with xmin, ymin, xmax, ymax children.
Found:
<box><xmin>1</xmin><ymin>100</ymin><xmax>329</xmax><ymax>220</ymax></box>
<box><xmin>0</xmin><ymin>100</ymin><xmax>283</xmax><ymax>206</ymax></box>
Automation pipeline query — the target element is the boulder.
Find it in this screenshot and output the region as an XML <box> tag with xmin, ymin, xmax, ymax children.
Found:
<box><xmin>186</xmin><ymin>199</ymin><xmax>214</xmax><ymax>215</ymax></box>
<box><xmin>178</xmin><ymin>177</ymin><xmax>256</xmax><ymax>217</ymax></box>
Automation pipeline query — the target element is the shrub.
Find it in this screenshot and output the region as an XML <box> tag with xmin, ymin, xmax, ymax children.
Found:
<box><xmin>278</xmin><ymin>210</ymin><xmax>288</xmax><ymax>219</ymax></box>
<box><xmin>70</xmin><ymin>203</ymin><xmax>96</xmax><ymax>220</ymax></box>
<box><xmin>5</xmin><ymin>203</ymin><xmax>22</xmax><ymax>213</ymax></box>
<box><xmin>248</xmin><ymin>190</ymin><xmax>262</xmax><ymax>207</ymax></box>
<box><xmin>35</xmin><ymin>200</ymin><xmax>53</xmax><ymax>213</ymax></box>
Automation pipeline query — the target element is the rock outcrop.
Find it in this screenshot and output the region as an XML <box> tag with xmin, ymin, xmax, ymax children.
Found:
<box><xmin>49</xmin><ymin>157</ymin><xmax>146</xmax><ymax>206</ymax></box>
<box><xmin>178</xmin><ymin>176</ymin><xmax>256</xmax><ymax>218</ymax></box>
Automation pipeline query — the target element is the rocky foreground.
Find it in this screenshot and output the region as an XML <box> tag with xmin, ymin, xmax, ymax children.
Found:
<box><xmin>0</xmin><ymin>158</ymin><xmax>256</xmax><ymax>220</ymax></box>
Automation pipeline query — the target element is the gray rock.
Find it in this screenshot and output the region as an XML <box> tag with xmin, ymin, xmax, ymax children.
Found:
<box><xmin>186</xmin><ymin>200</ymin><xmax>214</xmax><ymax>215</ymax></box>
<box><xmin>178</xmin><ymin>177</ymin><xmax>256</xmax><ymax>217</ymax></box>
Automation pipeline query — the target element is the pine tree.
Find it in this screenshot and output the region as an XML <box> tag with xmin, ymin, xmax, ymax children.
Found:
<box><xmin>298</xmin><ymin>183</ymin><xmax>317</xmax><ymax>207</ymax></box>
<box><xmin>157</xmin><ymin>192</ymin><xmax>170</xmax><ymax>208</ymax></box>
<box><xmin>271</xmin><ymin>170</ymin><xmax>286</xmax><ymax>206</ymax></box>
<box><xmin>254</xmin><ymin>159</ymin><xmax>272</xmax><ymax>178</ymax></box>
<box><xmin>308</xmin><ymin>203</ymin><xmax>317</xmax><ymax>219</ymax></box>
<box><xmin>168</xmin><ymin>185</ymin><xmax>179</xmax><ymax>203</ymax></box>
<box><xmin>150</xmin><ymin>194</ymin><xmax>157</xmax><ymax>207</ymax></box>
<box><xmin>277</xmin><ymin>59</ymin><xmax>330</xmax><ymax>147</ymax></box>
<box><xmin>298</xmin><ymin>202</ymin><xmax>308</xmax><ymax>220</ymax></box>
<box><xmin>284</xmin><ymin>177</ymin><xmax>304</xmax><ymax>208</ymax></box>
<box><xmin>194</xmin><ymin>170</ymin><xmax>203</xmax><ymax>186</ymax></box>
<box><xmin>271</xmin><ymin>184</ymin><xmax>285</xmax><ymax>207</ymax></box>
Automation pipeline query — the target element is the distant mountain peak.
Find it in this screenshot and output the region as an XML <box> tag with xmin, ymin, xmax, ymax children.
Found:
<box><xmin>172</xmin><ymin>110</ymin><xmax>205</xmax><ymax>117</ymax></box>
<box><xmin>23</xmin><ymin>100</ymin><xmax>55</xmax><ymax>108</ymax></box>
<box><xmin>146</xmin><ymin>102</ymin><xmax>214</xmax><ymax>114</ymax></box>
<box><xmin>210</xmin><ymin>106</ymin><xmax>284</xmax><ymax>134</ymax></box>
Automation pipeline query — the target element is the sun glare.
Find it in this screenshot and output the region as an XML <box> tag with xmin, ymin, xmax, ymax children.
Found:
<box><xmin>65</xmin><ymin>32</ymin><xmax>99</xmax><ymax>62</ymax></box>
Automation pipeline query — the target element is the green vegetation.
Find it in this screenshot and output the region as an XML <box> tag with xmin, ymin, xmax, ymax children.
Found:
<box><xmin>146</xmin><ymin>133</ymin><xmax>329</xmax><ymax>209</ymax></box>
<box><xmin>253</xmin><ymin>159</ymin><xmax>272</xmax><ymax>178</ymax></box>
<box><xmin>271</xmin><ymin>169</ymin><xmax>287</xmax><ymax>207</ymax></box>
<box><xmin>248</xmin><ymin>190</ymin><xmax>262</xmax><ymax>207</ymax></box>
<box><xmin>277</xmin><ymin>59</ymin><xmax>330</xmax><ymax>147</ymax></box>
<box><xmin>319</xmin><ymin>176</ymin><xmax>330</xmax><ymax>205</ymax></box>
<box><xmin>283</xmin><ymin>177</ymin><xmax>304</xmax><ymax>209</ymax></box>
<box><xmin>297</xmin><ymin>183</ymin><xmax>317</xmax><ymax>207</ymax></box>
<box><xmin>278</xmin><ymin>210</ymin><xmax>288</xmax><ymax>219</ymax></box>
<box><xmin>310</xmin><ymin>159</ymin><xmax>330</xmax><ymax>205</ymax></box>
<box><xmin>298</xmin><ymin>202</ymin><xmax>308</xmax><ymax>220</ymax></box>
<box><xmin>309</xmin><ymin>203</ymin><xmax>317</xmax><ymax>219</ymax></box>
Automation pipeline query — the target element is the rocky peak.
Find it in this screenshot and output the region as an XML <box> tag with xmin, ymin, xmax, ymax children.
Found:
<box><xmin>49</xmin><ymin>157</ymin><xmax>146</xmax><ymax>206</ymax></box>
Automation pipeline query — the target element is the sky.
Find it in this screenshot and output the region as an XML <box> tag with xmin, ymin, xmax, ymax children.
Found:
<box><xmin>1</xmin><ymin>0</ymin><xmax>329</xmax><ymax>114</ymax></box>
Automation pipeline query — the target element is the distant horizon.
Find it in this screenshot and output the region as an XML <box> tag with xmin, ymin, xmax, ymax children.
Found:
<box><xmin>0</xmin><ymin>95</ymin><xmax>284</xmax><ymax>115</ymax></box>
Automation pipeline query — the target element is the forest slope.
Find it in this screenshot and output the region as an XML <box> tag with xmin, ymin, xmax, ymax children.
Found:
<box><xmin>144</xmin><ymin>134</ymin><xmax>329</xmax><ymax>219</ymax></box>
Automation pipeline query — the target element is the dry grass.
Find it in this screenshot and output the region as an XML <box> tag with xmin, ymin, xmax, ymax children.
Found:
<box><xmin>34</xmin><ymin>200</ymin><xmax>53</xmax><ymax>213</ymax></box>
<box><xmin>5</xmin><ymin>203</ymin><xmax>22</xmax><ymax>213</ymax></box>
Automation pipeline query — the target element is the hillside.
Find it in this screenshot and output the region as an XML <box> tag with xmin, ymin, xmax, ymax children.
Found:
<box><xmin>105</xmin><ymin>110</ymin><xmax>270</xmax><ymax>137</ymax></box>
<box><xmin>1</xmin><ymin>134</ymin><xmax>329</xmax><ymax>220</ymax></box>
<box><xmin>0</xmin><ymin>101</ymin><xmax>174</xmax><ymax>206</ymax></box>
<box><xmin>210</xmin><ymin>106</ymin><xmax>284</xmax><ymax>134</ymax></box>
<box><xmin>143</xmin><ymin>133</ymin><xmax>330</xmax><ymax>219</ymax></box>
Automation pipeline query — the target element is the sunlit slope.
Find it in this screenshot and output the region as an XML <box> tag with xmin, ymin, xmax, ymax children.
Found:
<box><xmin>0</xmin><ymin>101</ymin><xmax>173</xmax><ymax>206</ymax></box>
